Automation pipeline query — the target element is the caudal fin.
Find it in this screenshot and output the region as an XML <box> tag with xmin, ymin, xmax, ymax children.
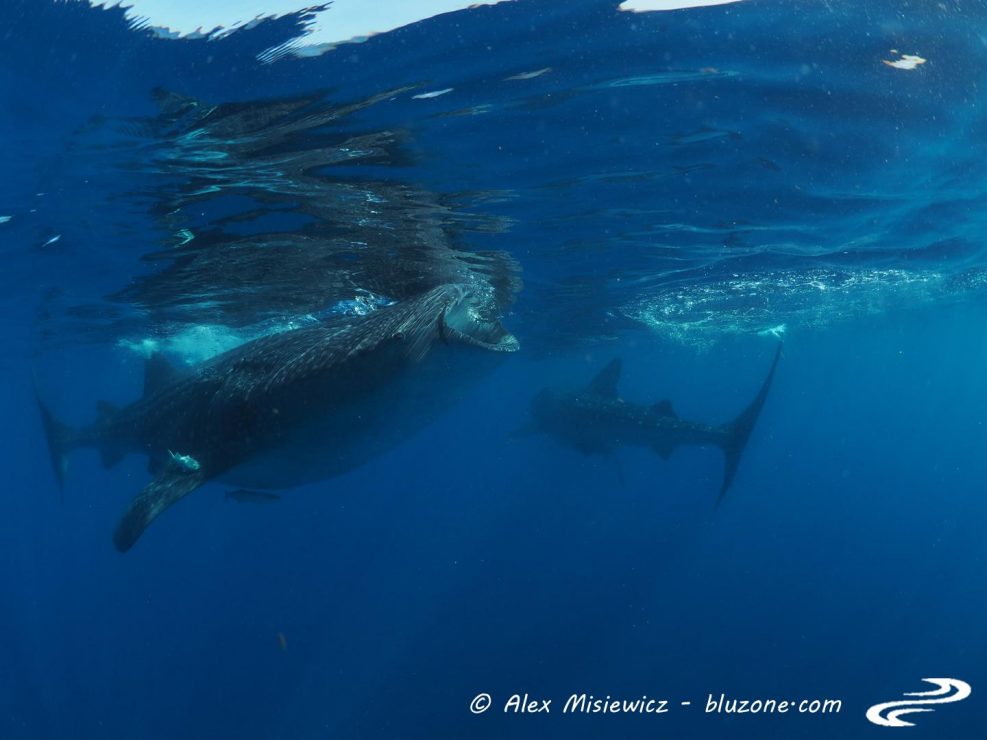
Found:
<box><xmin>35</xmin><ymin>388</ymin><xmax>74</xmax><ymax>493</ymax></box>
<box><xmin>716</xmin><ymin>343</ymin><xmax>782</xmax><ymax>504</ymax></box>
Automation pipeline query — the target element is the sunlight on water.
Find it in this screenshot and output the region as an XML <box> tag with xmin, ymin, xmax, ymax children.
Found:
<box><xmin>7</xmin><ymin>3</ymin><xmax>987</xmax><ymax>739</ymax></box>
<box><xmin>625</xmin><ymin>268</ymin><xmax>964</xmax><ymax>342</ymax></box>
<box><xmin>587</xmin><ymin>69</ymin><xmax>739</xmax><ymax>88</ymax></box>
<box><xmin>619</xmin><ymin>0</ymin><xmax>743</xmax><ymax>10</ymax></box>
<box><xmin>16</xmin><ymin>1</ymin><xmax>987</xmax><ymax>357</ymax></box>
<box><xmin>92</xmin><ymin>0</ymin><xmax>512</xmax><ymax>54</ymax></box>
<box><xmin>117</xmin><ymin>290</ymin><xmax>398</xmax><ymax>365</ymax></box>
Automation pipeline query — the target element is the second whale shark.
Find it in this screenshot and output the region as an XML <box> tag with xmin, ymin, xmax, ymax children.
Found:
<box><xmin>523</xmin><ymin>345</ymin><xmax>782</xmax><ymax>500</ymax></box>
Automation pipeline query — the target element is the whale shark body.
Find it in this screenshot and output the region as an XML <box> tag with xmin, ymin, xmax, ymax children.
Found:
<box><xmin>525</xmin><ymin>345</ymin><xmax>782</xmax><ymax>500</ymax></box>
<box><xmin>38</xmin><ymin>284</ymin><xmax>517</xmax><ymax>552</ymax></box>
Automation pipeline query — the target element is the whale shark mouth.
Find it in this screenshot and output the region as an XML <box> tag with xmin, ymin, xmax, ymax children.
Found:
<box><xmin>439</xmin><ymin>292</ymin><xmax>519</xmax><ymax>352</ymax></box>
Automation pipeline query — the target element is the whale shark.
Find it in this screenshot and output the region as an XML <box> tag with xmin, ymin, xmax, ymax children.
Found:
<box><xmin>37</xmin><ymin>283</ymin><xmax>518</xmax><ymax>552</ymax></box>
<box><xmin>523</xmin><ymin>345</ymin><xmax>782</xmax><ymax>500</ymax></box>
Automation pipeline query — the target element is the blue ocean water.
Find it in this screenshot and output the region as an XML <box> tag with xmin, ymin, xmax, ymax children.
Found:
<box><xmin>3</xmin><ymin>1</ymin><xmax>987</xmax><ymax>738</ymax></box>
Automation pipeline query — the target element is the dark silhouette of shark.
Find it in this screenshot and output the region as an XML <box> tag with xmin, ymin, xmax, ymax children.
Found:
<box><xmin>524</xmin><ymin>345</ymin><xmax>782</xmax><ymax>501</ymax></box>
<box><xmin>37</xmin><ymin>283</ymin><xmax>517</xmax><ymax>552</ymax></box>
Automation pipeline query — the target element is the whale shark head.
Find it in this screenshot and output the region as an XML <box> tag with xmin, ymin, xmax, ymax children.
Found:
<box><xmin>439</xmin><ymin>285</ymin><xmax>519</xmax><ymax>352</ymax></box>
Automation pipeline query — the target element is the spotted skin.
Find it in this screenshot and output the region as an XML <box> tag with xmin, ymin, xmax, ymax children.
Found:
<box><xmin>40</xmin><ymin>284</ymin><xmax>517</xmax><ymax>552</ymax></box>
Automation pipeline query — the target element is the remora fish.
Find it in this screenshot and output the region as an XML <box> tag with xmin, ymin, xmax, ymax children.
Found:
<box><xmin>37</xmin><ymin>284</ymin><xmax>517</xmax><ymax>552</ymax></box>
<box><xmin>225</xmin><ymin>489</ymin><xmax>281</xmax><ymax>504</ymax></box>
<box><xmin>523</xmin><ymin>345</ymin><xmax>781</xmax><ymax>500</ymax></box>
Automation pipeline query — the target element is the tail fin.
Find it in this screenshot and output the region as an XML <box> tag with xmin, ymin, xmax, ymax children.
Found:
<box><xmin>716</xmin><ymin>343</ymin><xmax>782</xmax><ymax>504</ymax></box>
<box><xmin>35</xmin><ymin>388</ymin><xmax>74</xmax><ymax>493</ymax></box>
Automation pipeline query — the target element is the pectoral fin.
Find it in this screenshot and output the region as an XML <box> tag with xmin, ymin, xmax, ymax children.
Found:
<box><xmin>114</xmin><ymin>470</ymin><xmax>206</xmax><ymax>552</ymax></box>
<box><xmin>651</xmin><ymin>441</ymin><xmax>675</xmax><ymax>460</ymax></box>
<box><xmin>100</xmin><ymin>443</ymin><xmax>127</xmax><ymax>469</ymax></box>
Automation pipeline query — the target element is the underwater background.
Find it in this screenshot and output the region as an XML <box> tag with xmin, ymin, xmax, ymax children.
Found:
<box><xmin>3</xmin><ymin>1</ymin><xmax>987</xmax><ymax>738</ymax></box>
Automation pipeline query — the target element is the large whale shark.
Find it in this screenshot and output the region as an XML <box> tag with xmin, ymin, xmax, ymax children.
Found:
<box><xmin>523</xmin><ymin>345</ymin><xmax>782</xmax><ymax>500</ymax></box>
<box><xmin>38</xmin><ymin>283</ymin><xmax>517</xmax><ymax>552</ymax></box>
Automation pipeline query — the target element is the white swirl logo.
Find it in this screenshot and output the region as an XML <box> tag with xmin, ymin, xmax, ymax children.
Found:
<box><xmin>866</xmin><ymin>678</ymin><xmax>972</xmax><ymax>727</ymax></box>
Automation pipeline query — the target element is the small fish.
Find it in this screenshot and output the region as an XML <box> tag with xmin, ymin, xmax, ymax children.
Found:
<box><xmin>225</xmin><ymin>488</ymin><xmax>281</xmax><ymax>504</ymax></box>
<box><xmin>277</xmin><ymin>632</ymin><xmax>288</xmax><ymax>652</ymax></box>
<box><xmin>883</xmin><ymin>53</ymin><xmax>926</xmax><ymax>71</ymax></box>
<box><xmin>168</xmin><ymin>450</ymin><xmax>200</xmax><ymax>472</ymax></box>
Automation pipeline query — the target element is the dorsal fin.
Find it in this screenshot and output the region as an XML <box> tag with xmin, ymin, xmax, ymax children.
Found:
<box><xmin>652</xmin><ymin>441</ymin><xmax>675</xmax><ymax>459</ymax></box>
<box><xmin>652</xmin><ymin>400</ymin><xmax>677</xmax><ymax>418</ymax></box>
<box><xmin>100</xmin><ymin>445</ymin><xmax>126</xmax><ymax>469</ymax></box>
<box><xmin>144</xmin><ymin>354</ymin><xmax>181</xmax><ymax>397</ymax></box>
<box><xmin>96</xmin><ymin>400</ymin><xmax>120</xmax><ymax>424</ymax></box>
<box><xmin>588</xmin><ymin>359</ymin><xmax>621</xmax><ymax>397</ymax></box>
